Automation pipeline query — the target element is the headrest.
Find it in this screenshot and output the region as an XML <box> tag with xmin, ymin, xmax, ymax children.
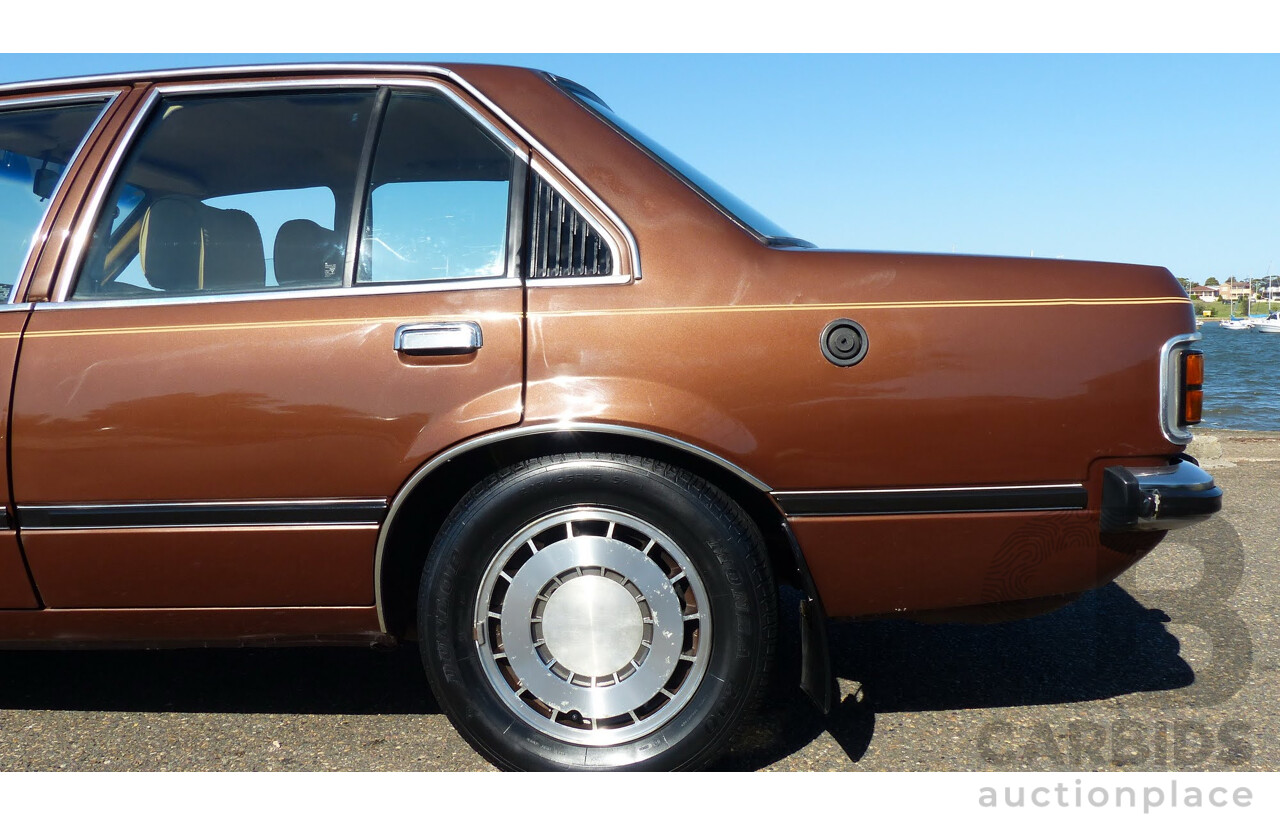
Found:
<box><xmin>273</xmin><ymin>219</ymin><xmax>344</xmax><ymax>287</ymax></box>
<box><xmin>139</xmin><ymin>196</ymin><xmax>204</xmax><ymax>291</ymax></box>
<box><xmin>202</xmin><ymin>207</ymin><xmax>265</xmax><ymax>291</ymax></box>
<box><xmin>139</xmin><ymin>196</ymin><xmax>266</xmax><ymax>293</ymax></box>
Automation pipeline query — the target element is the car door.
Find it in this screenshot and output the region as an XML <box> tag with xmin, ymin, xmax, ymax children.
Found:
<box><xmin>1</xmin><ymin>90</ymin><xmax>122</xmax><ymax>608</ymax></box>
<box><xmin>8</xmin><ymin>78</ymin><xmax>527</xmax><ymax>609</ymax></box>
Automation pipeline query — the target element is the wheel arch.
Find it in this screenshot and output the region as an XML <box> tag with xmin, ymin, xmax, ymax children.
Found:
<box><xmin>374</xmin><ymin>424</ymin><xmax>808</xmax><ymax>639</ymax></box>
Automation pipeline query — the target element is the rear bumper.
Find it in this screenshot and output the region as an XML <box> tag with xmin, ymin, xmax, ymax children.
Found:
<box><xmin>1100</xmin><ymin>457</ymin><xmax>1222</xmax><ymax>532</ymax></box>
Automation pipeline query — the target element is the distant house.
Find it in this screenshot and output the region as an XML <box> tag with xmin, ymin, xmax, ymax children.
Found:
<box><xmin>1218</xmin><ymin>279</ymin><xmax>1252</xmax><ymax>301</ymax></box>
<box><xmin>1187</xmin><ymin>284</ymin><xmax>1219</xmax><ymax>302</ymax></box>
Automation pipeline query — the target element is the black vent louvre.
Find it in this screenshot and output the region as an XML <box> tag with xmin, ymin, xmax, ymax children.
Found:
<box><xmin>527</xmin><ymin>175</ymin><xmax>613</xmax><ymax>278</ymax></box>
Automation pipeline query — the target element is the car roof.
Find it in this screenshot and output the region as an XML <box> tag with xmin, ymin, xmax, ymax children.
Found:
<box><xmin>0</xmin><ymin>62</ymin><xmax>526</xmax><ymax>96</ymax></box>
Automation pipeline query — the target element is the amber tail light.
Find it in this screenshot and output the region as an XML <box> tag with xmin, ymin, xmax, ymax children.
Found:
<box><xmin>1180</xmin><ymin>350</ymin><xmax>1204</xmax><ymax>427</ymax></box>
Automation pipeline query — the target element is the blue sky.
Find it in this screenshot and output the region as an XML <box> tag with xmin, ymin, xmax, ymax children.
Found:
<box><xmin>3</xmin><ymin>52</ymin><xmax>1277</xmax><ymax>283</ymax></box>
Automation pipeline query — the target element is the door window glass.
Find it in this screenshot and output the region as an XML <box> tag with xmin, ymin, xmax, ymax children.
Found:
<box><xmin>74</xmin><ymin>91</ymin><xmax>375</xmax><ymax>300</ymax></box>
<box><xmin>0</xmin><ymin>100</ymin><xmax>106</xmax><ymax>301</ymax></box>
<box><xmin>358</xmin><ymin>91</ymin><xmax>516</xmax><ymax>284</ymax></box>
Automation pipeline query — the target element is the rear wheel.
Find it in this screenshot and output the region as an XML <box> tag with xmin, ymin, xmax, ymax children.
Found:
<box><xmin>418</xmin><ymin>453</ymin><xmax>776</xmax><ymax>771</ymax></box>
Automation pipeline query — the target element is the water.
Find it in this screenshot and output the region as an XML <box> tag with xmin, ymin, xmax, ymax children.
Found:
<box><xmin>1196</xmin><ymin>321</ymin><xmax>1280</xmax><ymax>432</ymax></box>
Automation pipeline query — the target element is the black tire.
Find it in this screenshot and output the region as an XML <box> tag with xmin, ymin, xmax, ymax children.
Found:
<box><xmin>418</xmin><ymin>453</ymin><xmax>776</xmax><ymax>771</ymax></box>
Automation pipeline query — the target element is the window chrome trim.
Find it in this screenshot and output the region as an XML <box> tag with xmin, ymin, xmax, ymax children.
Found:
<box><xmin>1</xmin><ymin>91</ymin><xmax>119</xmax><ymax>304</ymax></box>
<box><xmin>372</xmin><ymin>422</ymin><xmax>771</xmax><ymax>633</ymax></box>
<box><xmin>2</xmin><ymin>63</ymin><xmax>644</xmax><ymax>283</ymax></box>
<box><xmin>1160</xmin><ymin>331</ymin><xmax>1201</xmax><ymax>445</ymax></box>
<box><xmin>50</xmin><ymin>76</ymin><xmax>532</xmax><ymax>304</ymax></box>
<box><xmin>34</xmin><ymin>275</ymin><xmax>520</xmax><ymax>312</ymax></box>
<box><xmin>55</xmin><ymin>87</ymin><xmax>160</xmax><ymax>304</ymax></box>
<box><xmin>440</xmin><ymin>67</ymin><xmax>642</xmax><ymax>283</ymax></box>
<box><xmin>524</xmin><ymin>157</ymin><xmax>631</xmax><ymax>288</ymax></box>
<box><xmin>345</xmin><ymin>88</ymin><xmax>390</xmax><ymax>288</ymax></box>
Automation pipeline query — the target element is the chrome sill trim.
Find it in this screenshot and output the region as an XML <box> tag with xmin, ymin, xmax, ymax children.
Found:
<box><xmin>18</xmin><ymin>498</ymin><xmax>387</xmax><ymax>530</ymax></box>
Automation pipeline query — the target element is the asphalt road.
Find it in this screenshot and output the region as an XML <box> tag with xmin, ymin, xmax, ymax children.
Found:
<box><xmin>1</xmin><ymin>430</ymin><xmax>1276</xmax><ymax>772</ymax></box>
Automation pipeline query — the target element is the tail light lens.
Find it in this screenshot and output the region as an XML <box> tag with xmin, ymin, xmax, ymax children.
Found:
<box><xmin>1181</xmin><ymin>350</ymin><xmax>1204</xmax><ymax>427</ymax></box>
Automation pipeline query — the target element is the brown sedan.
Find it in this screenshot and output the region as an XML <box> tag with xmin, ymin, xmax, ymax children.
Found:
<box><xmin>0</xmin><ymin>63</ymin><xmax>1220</xmax><ymax>770</ymax></box>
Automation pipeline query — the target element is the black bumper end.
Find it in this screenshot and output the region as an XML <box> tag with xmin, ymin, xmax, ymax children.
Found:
<box><xmin>1101</xmin><ymin>457</ymin><xmax>1222</xmax><ymax>532</ymax></box>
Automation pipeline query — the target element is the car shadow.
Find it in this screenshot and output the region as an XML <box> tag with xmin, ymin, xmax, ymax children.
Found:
<box><xmin>0</xmin><ymin>645</ymin><xmax>437</xmax><ymax>715</ymax></box>
<box><xmin>0</xmin><ymin>582</ymin><xmax>1197</xmax><ymax>770</ymax></box>
<box><xmin>712</xmin><ymin>582</ymin><xmax>1196</xmax><ymax>770</ymax></box>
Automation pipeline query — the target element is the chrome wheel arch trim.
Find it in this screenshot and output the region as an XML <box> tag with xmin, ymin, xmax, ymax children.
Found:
<box><xmin>372</xmin><ymin>422</ymin><xmax>772</xmax><ymax>634</ymax></box>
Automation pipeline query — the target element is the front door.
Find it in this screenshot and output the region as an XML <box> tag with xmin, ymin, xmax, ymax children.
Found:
<box><xmin>9</xmin><ymin>80</ymin><xmax>527</xmax><ymax>609</ymax></box>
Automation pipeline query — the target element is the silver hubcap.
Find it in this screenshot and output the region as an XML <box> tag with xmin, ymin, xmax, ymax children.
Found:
<box><xmin>474</xmin><ymin>508</ymin><xmax>711</xmax><ymax>746</ymax></box>
<box><xmin>541</xmin><ymin>575</ymin><xmax>644</xmax><ymax>676</ymax></box>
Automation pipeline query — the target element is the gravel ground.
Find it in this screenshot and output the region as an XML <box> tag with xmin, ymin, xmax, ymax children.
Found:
<box><xmin>2</xmin><ymin>429</ymin><xmax>1275</xmax><ymax>772</ymax></box>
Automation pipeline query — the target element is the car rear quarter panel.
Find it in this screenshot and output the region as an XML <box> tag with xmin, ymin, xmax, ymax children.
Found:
<box><xmin>459</xmin><ymin>65</ymin><xmax>1192</xmax><ymax>487</ymax></box>
<box><xmin>459</xmin><ymin>65</ymin><xmax>1194</xmax><ymax>617</ymax></box>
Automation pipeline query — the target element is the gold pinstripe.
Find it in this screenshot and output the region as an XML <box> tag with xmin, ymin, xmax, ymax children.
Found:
<box><xmin>531</xmin><ymin>296</ymin><xmax>1191</xmax><ymax>319</ymax></box>
<box><xmin>11</xmin><ymin>295</ymin><xmax>1189</xmax><ymax>339</ymax></box>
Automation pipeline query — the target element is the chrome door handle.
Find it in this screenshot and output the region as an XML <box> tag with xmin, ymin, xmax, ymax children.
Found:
<box><xmin>394</xmin><ymin>322</ymin><xmax>483</xmax><ymax>355</ymax></box>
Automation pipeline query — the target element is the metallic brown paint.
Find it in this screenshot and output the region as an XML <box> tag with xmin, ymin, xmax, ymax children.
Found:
<box><xmin>0</xmin><ymin>606</ymin><xmax>384</xmax><ymax>648</ymax></box>
<box><xmin>0</xmin><ymin>311</ymin><xmax>36</xmax><ymax>609</ymax></box>
<box><xmin>791</xmin><ymin>510</ymin><xmax>1159</xmax><ymax>618</ymax></box>
<box><xmin>0</xmin><ymin>535</ymin><xmax>38</xmax><ymax>609</ymax></box>
<box><xmin>0</xmin><ymin>63</ymin><xmax>1203</xmax><ymax>646</ymax></box>
<box><xmin>22</xmin><ymin>525</ymin><xmax>379</xmax><ymax>608</ymax></box>
<box><xmin>12</xmin><ymin>290</ymin><xmax>524</xmax><ymax>502</ymax></box>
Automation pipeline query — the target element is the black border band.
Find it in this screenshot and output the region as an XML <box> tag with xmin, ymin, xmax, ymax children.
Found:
<box><xmin>775</xmin><ymin>485</ymin><xmax>1087</xmax><ymax>518</ymax></box>
<box><xmin>18</xmin><ymin>500</ymin><xmax>387</xmax><ymax>530</ymax></box>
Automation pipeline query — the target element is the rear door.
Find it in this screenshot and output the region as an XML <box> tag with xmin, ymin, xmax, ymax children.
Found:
<box><xmin>9</xmin><ymin>77</ymin><xmax>527</xmax><ymax>609</ymax></box>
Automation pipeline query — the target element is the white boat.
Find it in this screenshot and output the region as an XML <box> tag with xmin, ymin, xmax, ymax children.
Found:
<box><xmin>1221</xmin><ymin>289</ymin><xmax>1255</xmax><ymax>329</ymax></box>
<box><xmin>1256</xmin><ymin>312</ymin><xmax>1280</xmax><ymax>333</ymax></box>
<box><xmin>1257</xmin><ymin>274</ymin><xmax>1280</xmax><ymax>332</ymax></box>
